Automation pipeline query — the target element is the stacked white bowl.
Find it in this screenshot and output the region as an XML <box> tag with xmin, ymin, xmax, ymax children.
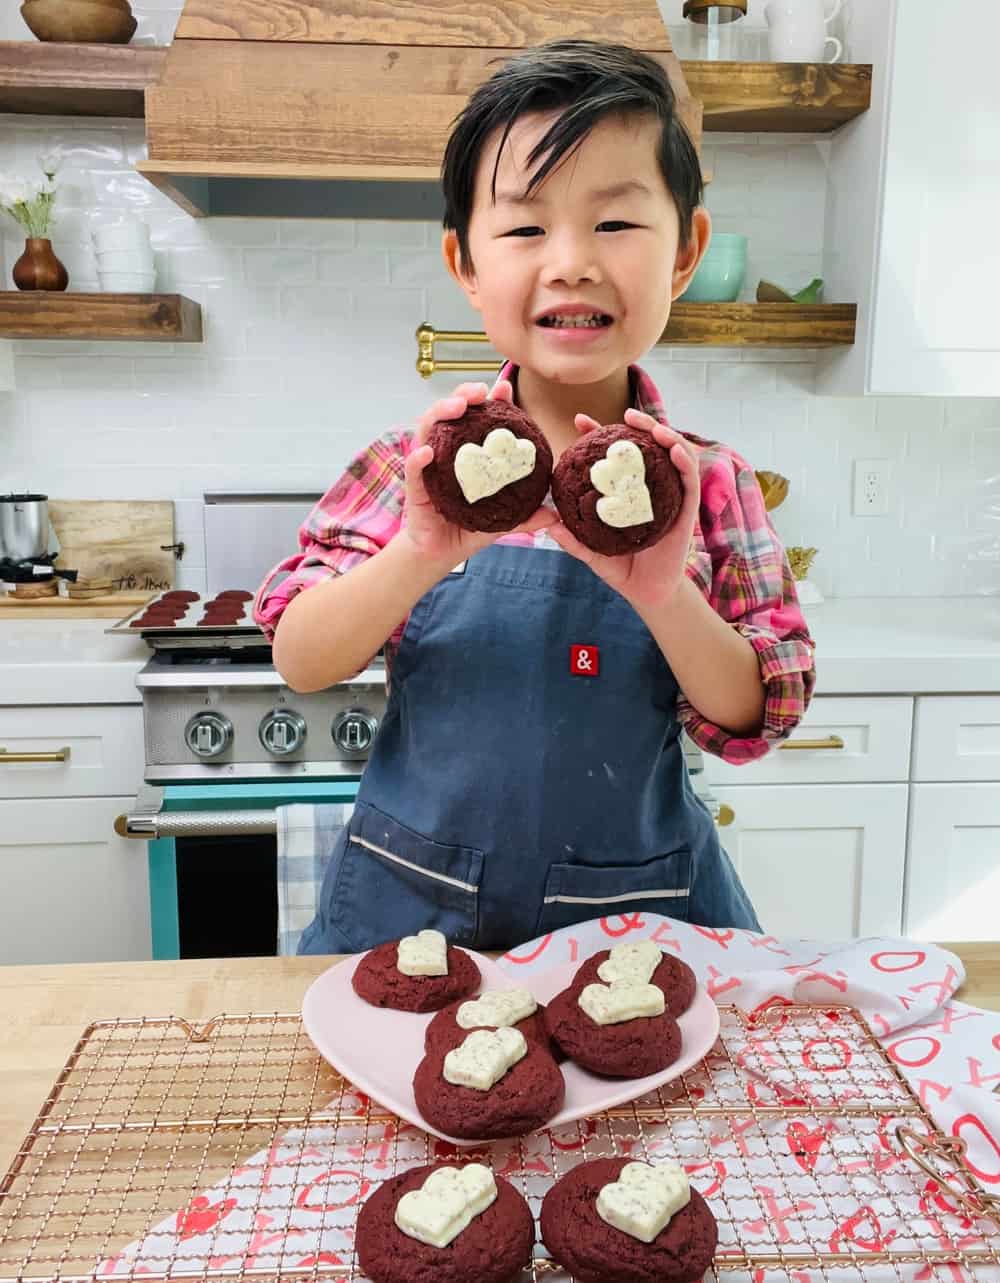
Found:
<box><xmin>92</xmin><ymin>218</ymin><xmax>156</xmax><ymax>292</ymax></box>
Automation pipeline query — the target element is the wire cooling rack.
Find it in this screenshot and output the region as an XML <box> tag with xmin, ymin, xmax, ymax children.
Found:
<box><xmin>1</xmin><ymin>1005</ymin><xmax>998</xmax><ymax>1283</ymax></box>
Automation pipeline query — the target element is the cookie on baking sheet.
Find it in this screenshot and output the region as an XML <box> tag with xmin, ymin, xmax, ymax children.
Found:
<box><xmin>356</xmin><ymin>1162</ymin><xmax>533</xmax><ymax>1283</ymax></box>
<box><xmin>413</xmin><ymin>1028</ymin><xmax>565</xmax><ymax>1139</ymax></box>
<box><xmin>352</xmin><ymin>934</ymin><xmax>480</xmax><ymax>1013</ymax></box>
<box><xmin>544</xmin><ymin>982</ymin><xmax>682</xmax><ymax>1078</ymax></box>
<box><xmin>570</xmin><ymin>942</ymin><xmax>698</xmax><ymax>1018</ymax></box>
<box><xmin>424</xmin><ymin>988</ymin><xmax>551</xmax><ymax>1055</ymax></box>
<box><xmin>540</xmin><ymin>1156</ymin><xmax>717</xmax><ymax>1283</ymax></box>
<box><xmin>422</xmin><ymin>399</ymin><xmax>553</xmax><ymax>533</ymax></box>
<box><xmin>551</xmin><ymin>423</ymin><xmax>683</xmax><ymax>556</ymax></box>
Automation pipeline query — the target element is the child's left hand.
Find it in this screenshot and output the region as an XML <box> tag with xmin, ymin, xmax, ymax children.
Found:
<box><xmin>546</xmin><ymin>407</ymin><xmax>700</xmax><ymax>612</ymax></box>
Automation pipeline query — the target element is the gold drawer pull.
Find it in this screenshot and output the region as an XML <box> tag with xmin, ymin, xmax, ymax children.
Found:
<box><xmin>716</xmin><ymin>803</ymin><xmax>735</xmax><ymax>827</ymax></box>
<box><xmin>778</xmin><ymin>735</ymin><xmax>845</xmax><ymax>752</ymax></box>
<box><xmin>0</xmin><ymin>746</ymin><xmax>71</xmax><ymax>764</ymax></box>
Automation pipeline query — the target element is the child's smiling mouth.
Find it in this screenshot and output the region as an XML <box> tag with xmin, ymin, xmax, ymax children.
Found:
<box><xmin>534</xmin><ymin>305</ymin><xmax>615</xmax><ymax>341</ymax></box>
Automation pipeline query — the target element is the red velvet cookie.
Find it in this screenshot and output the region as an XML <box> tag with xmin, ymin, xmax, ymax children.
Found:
<box><xmin>544</xmin><ymin>984</ymin><xmax>682</xmax><ymax>1078</ymax></box>
<box><xmin>352</xmin><ymin>939</ymin><xmax>480</xmax><ymax>1013</ymax></box>
<box><xmin>424</xmin><ymin>997</ymin><xmax>551</xmax><ymax>1055</ymax></box>
<box><xmin>356</xmin><ymin>1163</ymin><xmax>534</xmax><ymax>1283</ymax></box>
<box><xmin>570</xmin><ymin>951</ymin><xmax>697</xmax><ymax>1018</ymax></box>
<box><xmin>551</xmin><ymin>423</ymin><xmax>683</xmax><ymax>556</ymax></box>
<box><xmin>540</xmin><ymin>1156</ymin><xmax>718</xmax><ymax>1283</ymax></box>
<box><xmin>422</xmin><ymin>400</ymin><xmax>553</xmax><ymax>533</ymax></box>
<box><xmin>413</xmin><ymin>1036</ymin><xmax>565</xmax><ymax>1139</ymax></box>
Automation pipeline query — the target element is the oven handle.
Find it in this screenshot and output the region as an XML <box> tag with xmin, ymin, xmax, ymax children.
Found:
<box><xmin>115</xmin><ymin>809</ymin><xmax>278</xmax><ymax>839</ymax></box>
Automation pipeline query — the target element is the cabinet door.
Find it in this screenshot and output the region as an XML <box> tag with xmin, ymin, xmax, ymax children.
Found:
<box><xmin>713</xmin><ymin>784</ymin><xmax>907</xmax><ymax>939</ymax></box>
<box><xmin>0</xmin><ymin>797</ymin><xmax>151</xmax><ymax>964</ymax></box>
<box><xmin>912</xmin><ymin>696</ymin><xmax>1000</xmax><ymax>782</ymax></box>
<box><xmin>870</xmin><ymin>0</ymin><xmax>1000</xmax><ymax>394</ymax></box>
<box><xmin>0</xmin><ymin>705</ymin><xmax>143</xmax><ymax>799</ymax></box>
<box><xmin>905</xmin><ymin>783</ymin><xmax>1000</xmax><ymax>942</ymax></box>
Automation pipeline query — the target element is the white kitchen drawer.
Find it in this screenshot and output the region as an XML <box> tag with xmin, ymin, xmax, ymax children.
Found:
<box><xmin>703</xmin><ymin>696</ymin><xmax>913</xmax><ymax>786</ymax></box>
<box><xmin>912</xmin><ymin>696</ymin><xmax>1000</xmax><ymax>782</ymax></box>
<box><xmin>0</xmin><ymin>705</ymin><xmax>143</xmax><ymax>799</ymax></box>
<box><xmin>714</xmin><ymin>782</ymin><xmax>908</xmax><ymax>939</ymax></box>
<box><xmin>905</xmin><ymin>782</ymin><xmax>1000</xmax><ymax>941</ymax></box>
<box><xmin>0</xmin><ymin>796</ymin><xmax>151</xmax><ymax>964</ymax></box>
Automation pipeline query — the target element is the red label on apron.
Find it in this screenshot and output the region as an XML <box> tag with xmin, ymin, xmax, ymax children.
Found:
<box><xmin>570</xmin><ymin>645</ymin><xmax>599</xmax><ymax>676</ymax></box>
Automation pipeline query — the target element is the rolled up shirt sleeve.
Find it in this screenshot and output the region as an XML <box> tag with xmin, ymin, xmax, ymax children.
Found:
<box><xmin>253</xmin><ymin>429</ymin><xmax>412</xmax><ymax>643</ymax></box>
<box><xmin>679</xmin><ymin>443</ymin><xmax>816</xmax><ymax>765</ymax></box>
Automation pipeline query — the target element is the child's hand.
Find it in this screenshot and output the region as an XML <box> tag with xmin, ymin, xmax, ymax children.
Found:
<box><xmin>546</xmin><ymin>408</ymin><xmax>700</xmax><ymax>611</ymax></box>
<box><xmin>402</xmin><ymin>380</ymin><xmax>555</xmax><ymax>569</ymax></box>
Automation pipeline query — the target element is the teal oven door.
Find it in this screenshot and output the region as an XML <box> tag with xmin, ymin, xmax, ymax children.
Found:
<box><xmin>146</xmin><ymin>778</ymin><xmax>360</xmax><ymax>960</ymax></box>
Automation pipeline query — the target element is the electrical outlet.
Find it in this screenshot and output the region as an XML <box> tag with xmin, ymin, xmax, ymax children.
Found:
<box><xmin>852</xmin><ymin>458</ymin><xmax>890</xmax><ymax>516</ymax></box>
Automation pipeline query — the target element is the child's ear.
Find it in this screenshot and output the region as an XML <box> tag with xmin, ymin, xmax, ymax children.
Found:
<box><xmin>670</xmin><ymin>206</ymin><xmax>713</xmax><ymax>301</ymax></box>
<box><xmin>442</xmin><ymin>230</ymin><xmax>483</xmax><ymax>313</ymax></box>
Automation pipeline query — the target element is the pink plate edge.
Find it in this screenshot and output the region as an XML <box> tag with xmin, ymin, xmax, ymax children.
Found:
<box><xmin>301</xmin><ymin>948</ymin><xmax>721</xmax><ymax>1147</ymax></box>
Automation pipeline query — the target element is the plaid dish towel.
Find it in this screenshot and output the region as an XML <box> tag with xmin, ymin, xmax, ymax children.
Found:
<box><xmin>275</xmin><ymin>803</ymin><xmax>353</xmax><ymax>955</ymax></box>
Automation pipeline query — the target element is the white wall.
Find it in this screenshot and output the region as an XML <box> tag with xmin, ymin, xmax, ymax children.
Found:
<box><xmin>0</xmin><ymin>4</ymin><xmax>997</xmax><ymax>600</ymax></box>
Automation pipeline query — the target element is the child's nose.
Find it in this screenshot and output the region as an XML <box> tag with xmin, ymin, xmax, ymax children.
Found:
<box><xmin>541</xmin><ymin>232</ymin><xmax>602</xmax><ymax>288</ymax></box>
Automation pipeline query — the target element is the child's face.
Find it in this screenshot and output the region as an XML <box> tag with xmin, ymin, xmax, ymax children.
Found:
<box><xmin>444</xmin><ymin>110</ymin><xmax>708</xmax><ymax>387</ymax></box>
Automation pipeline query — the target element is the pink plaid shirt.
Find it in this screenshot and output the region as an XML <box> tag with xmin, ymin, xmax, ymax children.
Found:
<box><xmin>255</xmin><ymin>362</ymin><xmax>816</xmax><ymax>764</ymax></box>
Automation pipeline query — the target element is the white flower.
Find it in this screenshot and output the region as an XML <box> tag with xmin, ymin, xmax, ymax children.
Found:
<box><xmin>38</xmin><ymin>147</ymin><xmax>63</xmax><ymax>180</ymax></box>
<box><xmin>1</xmin><ymin>178</ymin><xmax>34</xmax><ymax>208</ymax></box>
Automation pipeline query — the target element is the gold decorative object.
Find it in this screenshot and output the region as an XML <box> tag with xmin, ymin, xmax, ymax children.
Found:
<box><xmin>787</xmin><ymin>545</ymin><xmax>818</xmax><ymax>581</ymax></box>
<box><xmin>21</xmin><ymin>0</ymin><xmax>137</xmax><ymax>43</ymax></box>
<box><xmin>754</xmin><ymin>469</ymin><xmax>789</xmax><ymax>511</ymax></box>
<box><xmin>415</xmin><ymin>322</ymin><xmax>499</xmax><ymax>380</ymax></box>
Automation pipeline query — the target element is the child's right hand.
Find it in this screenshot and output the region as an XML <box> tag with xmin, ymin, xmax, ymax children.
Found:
<box><xmin>402</xmin><ymin>380</ymin><xmax>554</xmax><ymax>569</ymax></box>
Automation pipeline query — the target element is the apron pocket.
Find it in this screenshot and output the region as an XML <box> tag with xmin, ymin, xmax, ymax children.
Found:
<box><xmin>331</xmin><ymin>801</ymin><xmax>483</xmax><ymax>952</ymax></box>
<box><xmin>534</xmin><ymin>851</ymin><xmax>692</xmax><ymax>935</ymax></box>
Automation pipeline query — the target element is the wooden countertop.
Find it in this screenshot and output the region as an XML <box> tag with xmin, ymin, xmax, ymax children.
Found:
<box><xmin>1</xmin><ymin>944</ymin><xmax>997</xmax><ymax>1178</ymax></box>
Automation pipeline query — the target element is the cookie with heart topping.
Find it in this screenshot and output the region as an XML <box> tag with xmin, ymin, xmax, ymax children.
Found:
<box><xmin>540</xmin><ymin>1156</ymin><xmax>717</xmax><ymax>1283</ymax></box>
<box><xmin>352</xmin><ymin>937</ymin><xmax>480</xmax><ymax>1013</ymax></box>
<box><xmin>551</xmin><ymin>423</ymin><xmax>683</xmax><ymax>556</ymax></box>
<box><xmin>357</xmin><ymin>1163</ymin><xmax>533</xmax><ymax>1283</ymax></box>
<box><xmin>423</xmin><ymin>400</ymin><xmax>553</xmax><ymax>533</ymax></box>
<box><xmin>570</xmin><ymin>946</ymin><xmax>697</xmax><ymax>1019</ymax></box>
<box><xmin>424</xmin><ymin>991</ymin><xmax>552</xmax><ymax>1055</ymax></box>
<box><xmin>544</xmin><ymin>982</ymin><xmax>682</xmax><ymax>1078</ymax></box>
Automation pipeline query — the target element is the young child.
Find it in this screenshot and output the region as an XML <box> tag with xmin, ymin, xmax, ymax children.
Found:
<box><xmin>255</xmin><ymin>39</ymin><xmax>816</xmax><ymax>955</ymax></box>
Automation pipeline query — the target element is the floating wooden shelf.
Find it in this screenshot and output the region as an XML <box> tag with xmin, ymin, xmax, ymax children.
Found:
<box><xmin>0</xmin><ymin>42</ymin><xmax>167</xmax><ymax>117</ymax></box>
<box><xmin>663</xmin><ymin>302</ymin><xmax>856</xmax><ymax>347</ymax></box>
<box><xmin>685</xmin><ymin>60</ymin><xmax>871</xmax><ymax>132</ymax></box>
<box><xmin>0</xmin><ymin>292</ymin><xmax>202</xmax><ymax>342</ymax></box>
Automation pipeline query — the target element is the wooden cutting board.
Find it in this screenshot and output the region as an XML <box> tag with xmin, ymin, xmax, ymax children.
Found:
<box><xmin>48</xmin><ymin>500</ymin><xmax>176</xmax><ymax>595</ymax></box>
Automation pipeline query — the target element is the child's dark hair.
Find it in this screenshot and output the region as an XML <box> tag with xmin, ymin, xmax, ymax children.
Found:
<box><xmin>442</xmin><ymin>39</ymin><xmax>704</xmax><ymax>269</ymax></box>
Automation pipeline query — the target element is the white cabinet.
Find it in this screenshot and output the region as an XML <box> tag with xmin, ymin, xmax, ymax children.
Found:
<box><xmin>818</xmin><ymin>0</ymin><xmax>1000</xmax><ymax>395</ymax></box>
<box><xmin>905</xmin><ymin>784</ymin><xmax>1000</xmax><ymax>942</ymax></box>
<box><xmin>912</xmin><ymin>696</ymin><xmax>1000</xmax><ymax>783</ymax></box>
<box><xmin>0</xmin><ymin>705</ymin><xmax>144</xmax><ymax>799</ymax></box>
<box><xmin>0</xmin><ymin>796</ymin><xmax>151</xmax><ymax>964</ymax></box>
<box><xmin>713</xmin><ymin>782</ymin><xmax>908</xmax><ymax>939</ymax></box>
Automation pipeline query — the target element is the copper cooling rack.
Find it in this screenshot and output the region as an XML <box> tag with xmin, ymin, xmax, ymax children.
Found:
<box><xmin>1</xmin><ymin>1005</ymin><xmax>998</xmax><ymax>1282</ymax></box>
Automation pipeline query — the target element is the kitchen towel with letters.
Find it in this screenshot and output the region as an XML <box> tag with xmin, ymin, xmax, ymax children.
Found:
<box><xmin>97</xmin><ymin>916</ymin><xmax>1000</xmax><ymax>1282</ymax></box>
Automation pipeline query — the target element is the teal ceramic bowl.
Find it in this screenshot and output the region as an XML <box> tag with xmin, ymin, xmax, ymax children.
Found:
<box><xmin>680</xmin><ymin>233</ymin><xmax>747</xmax><ymax>303</ymax></box>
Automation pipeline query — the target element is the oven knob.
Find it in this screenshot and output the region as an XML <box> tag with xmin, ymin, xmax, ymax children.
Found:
<box><xmin>259</xmin><ymin>709</ymin><xmax>307</xmax><ymax>757</ymax></box>
<box><xmin>332</xmin><ymin>709</ymin><xmax>379</xmax><ymax>758</ymax></box>
<box><xmin>184</xmin><ymin>712</ymin><xmax>233</xmax><ymax>759</ymax></box>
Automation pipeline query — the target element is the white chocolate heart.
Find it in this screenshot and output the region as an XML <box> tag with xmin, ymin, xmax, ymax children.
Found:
<box><xmin>454</xmin><ymin>428</ymin><xmax>536</xmax><ymax>503</ymax></box>
<box><xmin>395</xmin><ymin>1164</ymin><xmax>497</xmax><ymax>1248</ymax></box>
<box><xmin>578</xmin><ymin>979</ymin><xmax>665</xmax><ymax>1025</ymax></box>
<box><xmin>596</xmin><ymin>1161</ymin><xmax>690</xmax><ymax>1243</ymax></box>
<box><xmin>597</xmin><ymin>940</ymin><xmax>663</xmax><ymax>986</ymax></box>
<box><xmin>590</xmin><ymin>439</ymin><xmax>654</xmax><ymax>528</ymax></box>
<box><xmin>456</xmin><ymin>988</ymin><xmax>538</xmax><ymax>1030</ymax></box>
<box><xmin>397</xmin><ymin>929</ymin><xmax>448</xmax><ymax>977</ymax></box>
<box><xmin>443</xmin><ymin>1027</ymin><xmax>527</xmax><ymax>1091</ymax></box>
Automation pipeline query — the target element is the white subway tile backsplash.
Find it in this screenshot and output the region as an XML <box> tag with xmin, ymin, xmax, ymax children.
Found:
<box><xmin>1</xmin><ymin>112</ymin><xmax>995</xmax><ymax>596</ymax></box>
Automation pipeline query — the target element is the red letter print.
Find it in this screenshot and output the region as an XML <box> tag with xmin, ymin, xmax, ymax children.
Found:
<box><xmin>952</xmin><ymin>1114</ymin><xmax>1000</xmax><ymax>1184</ymax></box>
<box><xmin>503</xmin><ymin>934</ymin><xmax>553</xmax><ymax>965</ymax></box>
<box><xmin>600</xmin><ymin>914</ymin><xmax>645</xmax><ymax>938</ymax></box>
<box><xmin>828</xmin><ymin>1205</ymin><xmax>898</xmax><ymax>1253</ymax></box>
<box><xmin>787</xmin><ymin>1121</ymin><xmax>836</xmax><ymax>1173</ymax></box>
<box><xmin>887</xmin><ymin>1035</ymin><xmax>942</xmax><ymax>1069</ymax></box>
<box><xmin>176</xmin><ymin>1196</ymin><xmax>238</xmax><ymax>1241</ymax></box>
<box><xmin>295</xmin><ymin>1169</ymin><xmax>370</xmax><ymax>1214</ymax></box>
<box><xmin>743</xmin><ymin>1186</ymin><xmax>817</xmax><ymax>1243</ymax></box>
<box><xmin>870</xmin><ymin>949</ymin><xmax>926</xmax><ymax>973</ymax></box>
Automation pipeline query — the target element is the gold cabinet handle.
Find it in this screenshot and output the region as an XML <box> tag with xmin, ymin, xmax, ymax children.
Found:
<box><xmin>716</xmin><ymin>803</ymin><xmax>735</xmax><ymax>827</ymax></box>
<box><xmin>778</xmin><ymin>735</ymin><xmax>845</xmax><ymax>752</ymax></box>
<box><xmin>0</xmin><ymin>746</ymin><xmax>71</xmax><ymax>764</ymax></box>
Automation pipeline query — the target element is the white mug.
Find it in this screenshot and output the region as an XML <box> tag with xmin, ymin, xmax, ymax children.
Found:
<box><xmin>765</xmin><ymin>0</ymin><xmax>843</xmax><ymax>63</ymax></box>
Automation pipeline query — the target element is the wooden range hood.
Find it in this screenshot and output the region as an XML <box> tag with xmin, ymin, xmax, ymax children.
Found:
<box><xmin>137</xmin><ymin>0</ymin><xmax>701</xmax><ymax>218</ymax></box>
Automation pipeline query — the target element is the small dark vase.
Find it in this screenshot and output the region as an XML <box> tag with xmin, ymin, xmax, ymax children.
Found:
<box><xmin>13</xmin><ymin>237</ymin><xmax>69</xmax><ymax>291</ymax></box>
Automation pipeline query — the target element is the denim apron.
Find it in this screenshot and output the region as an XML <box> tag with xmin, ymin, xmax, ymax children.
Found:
<box><xmin>298</xmin><ymin>543</ymin><xmax>760</xmax><ymax>955</ymax></box>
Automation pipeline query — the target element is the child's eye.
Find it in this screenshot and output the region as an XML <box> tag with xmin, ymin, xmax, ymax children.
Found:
<box><xmin>597</xmin><ymin>221</ymin><xmax>637</xmax><ymax>232</ymax></box>
<box><xmin>503</xmin><ymin>226</ymin><xmax>544</xmax><ymax>237</ymax></box>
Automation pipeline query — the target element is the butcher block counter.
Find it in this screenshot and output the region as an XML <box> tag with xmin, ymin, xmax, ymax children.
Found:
<box><xmin>1</xmin><ymin>945</ymin><xmax>997</xmax><ymax>1177</ymax></box>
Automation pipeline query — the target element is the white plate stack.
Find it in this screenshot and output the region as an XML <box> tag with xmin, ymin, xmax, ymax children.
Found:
<box><xmin>92</xmin><ymin>218</ymin><xmax>156</xmax><ymax>293</ymax></box>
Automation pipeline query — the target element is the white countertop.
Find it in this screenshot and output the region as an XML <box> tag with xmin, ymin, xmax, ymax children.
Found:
<box><xmin>0</xmin><ymin>620</ymin><xmax>147</xmax><ymax>705</ymax></box>
<box><xmin>0</xmin><ymin>598</ymin><xmax>998</xmax><ymax>706</ymax></box>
